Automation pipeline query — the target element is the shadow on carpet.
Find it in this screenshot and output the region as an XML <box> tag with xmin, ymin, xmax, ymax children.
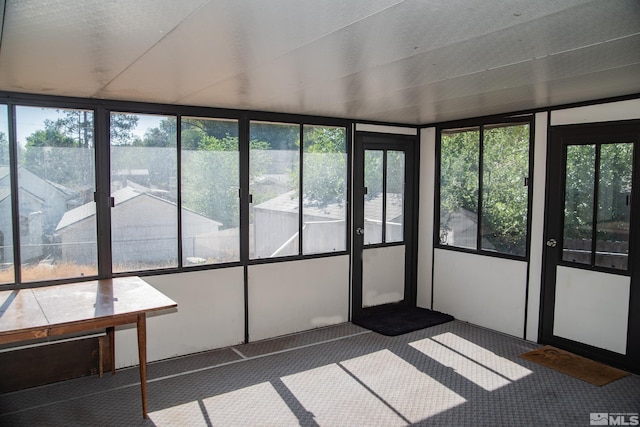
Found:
<box><xmin>353</xmin><ymin>306</ymin><xmax>454</xmax><ymax>336</ymax></box>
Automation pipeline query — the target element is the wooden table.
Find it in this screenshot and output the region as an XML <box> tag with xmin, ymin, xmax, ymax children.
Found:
<box><xmin>0</xmin><ymin>276</ymin><xmax>177</xmax><ymax>418</ymax></box>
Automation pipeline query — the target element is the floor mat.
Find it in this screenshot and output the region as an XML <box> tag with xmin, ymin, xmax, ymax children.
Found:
<box><xmin>352</xmin><ymin>306</ymin><xmax>454</xmax><ymax>336</ymax></box>
<box><xmin>519</xmin><ymin>345</ymin><xmax>630</xmax><ymax>386</ymax></box>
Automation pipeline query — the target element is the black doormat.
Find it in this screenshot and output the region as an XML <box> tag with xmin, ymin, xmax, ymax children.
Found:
<box><xmin>353</xmin><ymin>306</ymin><xmax>454</xmax><ymax>336</ymax></box>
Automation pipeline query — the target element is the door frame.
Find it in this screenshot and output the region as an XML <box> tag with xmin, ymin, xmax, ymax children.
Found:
<box><xmin>540</xmin><ymin>120</ymin><xmax>640</xmax><ymax>373</ymax></box>
<box><xmin>351</xmin><ymin>131</ymin><xmax>418</xmax><ymax>320</ymax></box>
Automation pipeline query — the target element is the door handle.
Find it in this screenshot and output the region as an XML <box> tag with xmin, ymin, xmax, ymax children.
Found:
<box><xmin>546</xmin><ymin>239</ymin><xmax>557</xmax><ymax>248</ymax></box>
<box><xmin>355</xmin><ymin>227</ymin><xmax>365</xmax><ymax>235</ymax></box>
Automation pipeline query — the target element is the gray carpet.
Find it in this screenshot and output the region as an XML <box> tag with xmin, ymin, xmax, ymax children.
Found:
<box><xmin>1</xmin><ymin>321</ymin><xmax>638</xmax><ymax>426</ymax></box>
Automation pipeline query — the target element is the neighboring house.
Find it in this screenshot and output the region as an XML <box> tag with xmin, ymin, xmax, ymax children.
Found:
<box><xmin>363</xmin><ymin>192</ymin><xmax>404</xmax><ymax>243</ymax></box>
<box><xmin>439</xmin><ymin>208</ymin><xmax>496</xmax><ymax>251</ymax></box>
<box><xmin>0</xmin><ymin>166</ymin><xmax>78</xmax><ymax>263</ymax></box>
<box><xmin>56</xmin><ymin>186</ymin><xmax>223</xmax><ymax>266</ymax></box>
<box><xmin>252</xmin><ymin>190</ymin><xmax>403</xmax><ymax>258</ymax></box>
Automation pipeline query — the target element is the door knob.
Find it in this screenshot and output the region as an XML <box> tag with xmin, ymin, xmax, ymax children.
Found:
<box><xmin>355</xmin><ymin>227</ymin><xmax>365</xmax><ymax>235</ymax></box>
<box><xmin>546</xmin><ymin>239</ymin><xmax>557</xmax><ymax>247</ymax></box>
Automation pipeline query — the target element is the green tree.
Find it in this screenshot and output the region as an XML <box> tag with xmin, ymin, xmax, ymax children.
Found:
<box><xmin>180</xmin><ymin>118</ymin><xmax>269</xmax><ymax>228</ymax></box>
<box><xmin>54</xmin><ymin>110</ymin><xmax>93</xmax><ymax>148</ymax></box>
<box><xmin>140</xmin><ymin>117</ymin><xmax>176</xmax><ymax>147</ymax></box>
<box><xmin>440</xmin><ymin>124</ymin><xmax>530</xmax><ymax>255</ymax></box>
<box><xmin>109</xmin><ymin>114</ymin><xmax>140</xmax><ymax>145</ymax></box>
<box><xmin>23</xmin><ymin>125</ymin><xmax>85</xmax><ymax>187</ymax></box>
<box><xmin>302</xmin><ymin>126</ymin><xmax>347</xmax><ymax>207</ymax></box>
<box><xmin>482</xmin><ymin>125</ymin><xmax>529</xmax><ymax>254</ymax></box>
<box><xmin>563</xmin><ymin>143</ymin><xmax>633</xmax><ymax>241</ymax></box>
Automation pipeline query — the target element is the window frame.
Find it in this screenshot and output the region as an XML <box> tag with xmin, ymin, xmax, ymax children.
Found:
<box><xmin>435</xmin><ymin>116</ymin><xmax>535</xmax><ymax>261</ymax></box>
<box><xmin>247</xmin><ymin>117</ymin><xmax>351</xmax><ymax>262</ymax></box>
<box><xmin>0</xmin><ymin>94</ymin><xmax>352</xmax><ymax>288</ymax></box>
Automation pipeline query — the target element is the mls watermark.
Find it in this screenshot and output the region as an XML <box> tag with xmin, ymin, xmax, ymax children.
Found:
<box><xmin>591</xmin><ymin>413</ymin><xmax>640</xmax><ymax>426</ymax></box>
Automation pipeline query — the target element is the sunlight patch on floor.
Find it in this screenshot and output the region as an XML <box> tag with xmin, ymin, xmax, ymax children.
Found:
<box><xmin>339</xmin><ymin>349</ymin><xmax>467</xmax><ymax>423</ymax></box>
<box><xmin>431</xmin><ymin>332</ymin><xmax>532</xmax><ymax>381</ymax></box>
<box><xmin>150</xmin><ymin>382</ymin><xmax>299</xmax><ymax>427</ymax></box>
<box><xmin>149</xmin><ymin>400</ymin><xmax>209</xmax><ymax>427</ymax></box>
<box><xmin>281</xmin><ymin>362</ymin><xmax>408</xmax><ymax>426</ymax></box>
<box><xmin>410</xmin><ymin>333</ymin><xmax>531</xmax><ymax>391</ymax></box>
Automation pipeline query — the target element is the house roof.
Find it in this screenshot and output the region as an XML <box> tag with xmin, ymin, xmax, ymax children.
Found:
<box><xmin>0</xmin><ymin>166</ymin><xmax>77</xmax><ymax>199</ymax></box>
<box><xmin>56</xmin><ymin>186</ymin><xmax>222</xmax><ymax>231</ymax></box>
<box><xmin>254</xmin><ymin>190</ymin><xmax>402</xmax><ymax>222</ymax></box>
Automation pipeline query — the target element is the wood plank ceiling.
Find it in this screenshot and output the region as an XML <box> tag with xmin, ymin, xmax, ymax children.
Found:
<box><xmin>0</xmin><ymin>0</ymin><xmax>639</xmax><ymax>124</ymax></box>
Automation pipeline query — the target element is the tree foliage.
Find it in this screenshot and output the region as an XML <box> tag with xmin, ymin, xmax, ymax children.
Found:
<box><xmin>564</xmin><ymin>142</ymin><xmax>633</xmax><ymax>241</ymax></box>
<box><xmin>440</xmin><ymin>124</ymin><xmax>529</xmax><ymax>255</ymax></box>
<box><xmin>302</xmin><ymin>126</ymin><xmax>347</xmax><ymax>208</ymax></box>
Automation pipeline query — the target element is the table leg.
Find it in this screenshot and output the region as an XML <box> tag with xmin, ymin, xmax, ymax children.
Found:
<box><xmin>137</xmin><ymin>313</ymin><xmax>148</xmax><ymax>419</ymax></box>
<box><xmin>106</xmin><ymin>327</ymin><xmax>115</xmax><ymax>376</ymax></box>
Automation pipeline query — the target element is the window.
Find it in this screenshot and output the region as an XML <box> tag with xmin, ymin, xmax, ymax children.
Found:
<box><xmin>363</xmin><ymin>149</ymin><xmax>405</xmax><ymax>245</ymax></box>
<box><xmin>249</xmin><ymin>121</ymin><xmax>299</xmax><ymax>259</ymax></box>
<box><xmin>562</xmin><ymin>142</ymin><xmax>633</xmax><ymax>270</ymax></box>
<box><xmin>438</xmin><ymin>122</ymin><xmax>530</xmax><ymax>257</ymax></box>
<box><xmin>0</xmin><ymin>105</ymin><xmax>13</xmax><ymax>283</ymax></box>
<box><xmin>303</xmin><ymin>125</ymin><xmax>347</xmax><ymax>254</ymax></box>
<box><xmin>181</xmin><ymin>117</ymin><xmax>240</xmax><ymax>265</ymax></box>
<box><xmin>16</xmin><ymin>106</ymin><xmax>98</xmax><ymax>281</ymax></box>
<box><xmin>249</xmin><ymin>121</ymin><xmax>348</xmax><ymax>259</ymax></box>
<box><xmin>0</xmin><ymin>97</ymin><xmax>350</xmax><ymax>286</ymax></box>
<box><xmin>110</xmin><ymin>112</ymin><xmax>178</xmax><ymax>272</ymax></box>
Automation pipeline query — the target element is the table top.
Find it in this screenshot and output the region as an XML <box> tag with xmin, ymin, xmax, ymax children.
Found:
<box><xmin>0</xmin><ymin>277</ymin><xmax>177</xmax><ymax>338</ymax></box>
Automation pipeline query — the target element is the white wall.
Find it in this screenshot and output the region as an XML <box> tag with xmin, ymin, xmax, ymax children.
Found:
<box><xmin>248</xmin><ymin>256</ymin><xmax>350</xmax><ymax>341</ymax></box>
<box><xmin>115</xmin><ymin>267</ymin><xmax>245</xmax><ymax>368</ymax></box>
<box><xmin>362</xmin><ymin>246</ymin><xmax>405</xmax><ymax>308</ymax></box>
<box><xmin>550</xmin><ymin>98</ymin><xmax>640</xmax><ymax>125</ymax></box>
<box><xmin>112</xmin><ymin>98</ymin><xmax>639</xmax><ymax>369</ymax></box>
<box><xmin>433</xmin><ymin>249</ymin><xmax>528</xmax><ymax>337</ymax></box>
<box><xmin>417</xmin><ymin>127</ymin><xmax>436</xmax><ymax>309</ymax></box>
<box><xmin>115</xmin><ymin>256</ymin><xmax>350</xmax><ymax>368</ymax></box>
<box><xmin>553</xmin><ymin>267</ymin><xmax>630</xmax><ymax>354</ymax></box>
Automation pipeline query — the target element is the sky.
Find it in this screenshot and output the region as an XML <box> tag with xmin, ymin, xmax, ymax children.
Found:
<box><xmin>4</xmin><ymin>106</ymin><xmax>165</xmax><ymax>147</ymax></box>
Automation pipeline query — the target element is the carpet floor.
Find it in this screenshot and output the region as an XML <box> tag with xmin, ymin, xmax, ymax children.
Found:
<box><xmin>1</xmin><ymin>321</ymin><xmax>638</xmax><ymax>426</ymax></box>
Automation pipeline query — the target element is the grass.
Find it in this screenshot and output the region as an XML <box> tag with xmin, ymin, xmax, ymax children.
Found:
<box><xmin>0</xmin><ymin>264</ymin><xmax>98</xmax><ymax>284</ymax></box>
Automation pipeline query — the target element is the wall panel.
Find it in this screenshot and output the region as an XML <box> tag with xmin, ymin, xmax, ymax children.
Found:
<box><xmin>248</xmin><ymin>256</ymin><xmax>350</xmax><ymax>341</ymax></box>
<box><xmin>115</xmin><ymin>268</ymin><xmax>245</xmax><ymax>368</ymax></box>
<box><xmin>433</xmin><ymin>249</ymin><xmax>527</xmax><ymax>337</ymax></box>
<box><xmin>417</xmin><ymin>127</ymin><xmax>436</xmax><ymax>309</ymax></box>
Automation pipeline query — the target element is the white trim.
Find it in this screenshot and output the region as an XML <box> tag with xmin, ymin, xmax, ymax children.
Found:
<box><xmin>550</xmin><ymin>99</ymin><xmax>640</xmax><ymax>126</ymax></box>
<box><xmin>355</xmin><ymin>123</ymin><xmax>417</xmax><ymax>136</ymax></box>
<box><xmin>417</xmin><ymin>127</ymin><xmax>436</xmax><ymax>309</ymax></box>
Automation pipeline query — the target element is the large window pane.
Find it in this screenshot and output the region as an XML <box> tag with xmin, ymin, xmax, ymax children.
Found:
<box><xmin>481</xmin><ymin>124</ymin><xmax>530</xmax><ymax>256</ymax></box>
<box><xmin>302</xmin><ymin>125</ymin><xmax>347</xmax><ymax>254</ymax></box>
<box><xmin>110</xmin><ymin>113</ymin><xmax>177</xmax><ymax>272</ymax></box>
<box><xmin>364</xmin><ymin>150</ymin><xmax>383</xmax><ymax>245</ymax></box>
<box><xmin>596</xmin><ymin>143</ymin><xmax>633</xmax><ymax>270</ymax></box>
<box><xmin>181</xmin><ymin>117</ymin><xmax>239</xmax><ymax>265</ymax></box>
<box><xmin>562</xmin><ymin>144</ymin><xmax>595</xmax><ymax>265</ymax></box>
<box><xmin>16</xmin><ymin>106</ymin><xmax>97</xmax><ymax>281</ymax></box>
<box><xmin>439</xmin><ymin>128</ymin><xmax>479</xmax><ymax>249</ymax></box>
<box><xmin>386</xmin><ymin>150</ymin><xmax>405</xmax><ymax>243</ymax></box>
<box><xmin>249</xmin><ymin>121</ymin><xmax>299</xmax><ymax>259</ymax></box>
<box><xmin>0</xmin><ymin>105</ymin><xmax>14</xmax><ymax>284</ymax></box>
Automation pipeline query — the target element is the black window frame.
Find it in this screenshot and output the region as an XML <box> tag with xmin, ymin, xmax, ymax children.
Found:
<box><xmin>0</xmin><ymin>92</ymin><xmax>352</xmax><ymax>289</ymax></box>
<box><xmin>435</xmin><ymin>116</ymin><xmax>535</xmax><ymax>261</ymax></box>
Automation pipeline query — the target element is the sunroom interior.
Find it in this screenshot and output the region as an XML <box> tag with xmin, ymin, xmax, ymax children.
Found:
<box><xmin>0</xmin><ymin>0</ymin><xmax>639</xmax><ymax>410</ymax></box>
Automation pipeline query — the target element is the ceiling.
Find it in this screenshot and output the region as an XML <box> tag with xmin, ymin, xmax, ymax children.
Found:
<box><xmin>0</xmin><ymin>0</ymin><xmax>639</xmax><ymax>125</ymax></box>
